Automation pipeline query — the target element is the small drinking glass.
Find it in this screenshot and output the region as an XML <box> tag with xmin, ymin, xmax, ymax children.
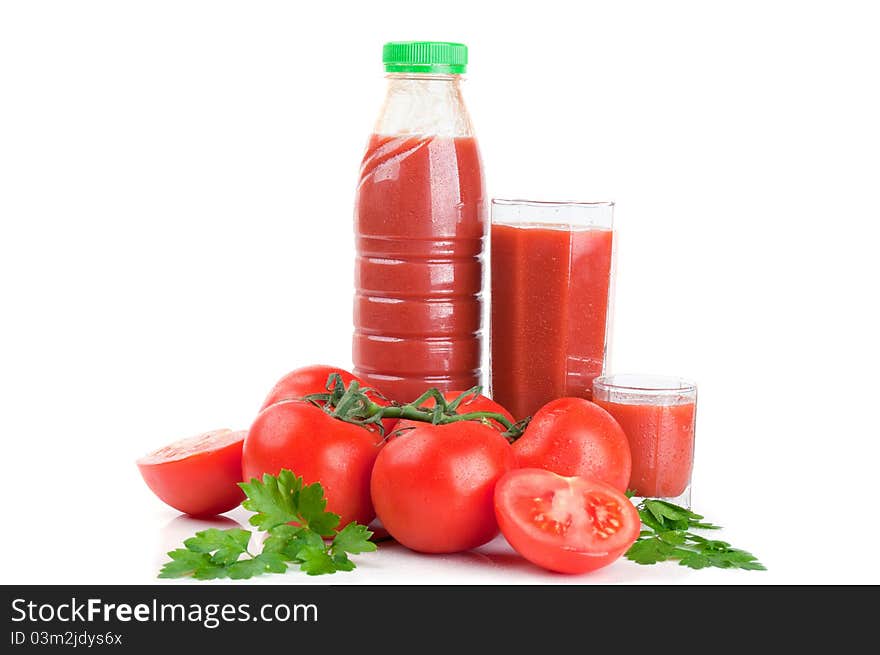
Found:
<box><xmin>592</xmin><ymin>374</ymin><xmax>698</xmax><ymax>508</ymax></box>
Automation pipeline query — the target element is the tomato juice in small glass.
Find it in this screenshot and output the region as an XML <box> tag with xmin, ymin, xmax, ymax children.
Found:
<box><xmin>593</xmin><ymin>374</ymin><xmax>697</xmax><ymax>507</ymax></box>
<box><xmin>489</xmin><ymin>200</ymin><xmax>614</xmax><ymax>421</ymax></box>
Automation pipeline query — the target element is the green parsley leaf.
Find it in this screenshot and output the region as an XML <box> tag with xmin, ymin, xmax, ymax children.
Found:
<box><xmin>192</xmin><ymin>564</ymin><xmax>229</xmax><ymax>580</ymax></box>
<box><xmin>625</xmin><ymin>537</ymin><xmax>677</xmax><ymax>565</ymax></box>
<box><xmin>331</xmin><ymin>552</ymin><xmax>356</xmax><ymax>572</ymax></box>
<box><xmin>184</xmin><ymin>528</ymin><xmax>251</xmax><ymax>566</ymax></box>
<box><xmin>227</xmin><ymin>553</ymin><xmax>288</xmax><ymax>579</ymax></box>
<box><xmin>255</xmin><ymin>552</ymin><xmax>289</xmax><ymax>573</ymax></box>
<box><xmin>642</xmin><ymin>499</ymin><xmax>692</xmax><ymax>531</ymax></box>
<box><xmin>260</xmin><ymin>523</ymin><xmax>299</xmax><ymax>554</ymax></box>
<box><xmin>735</xmin><ymin>559</ymin><xmax>768</xmax><ymax>571</ymax></box>
<box><xmin>298</xmin><ymin>546</ymin><xmax>338</xmax><ymax>576</ymax></box>
<box><xmin>158</xmin><ymin>549</ymin><xmax>211</xmax><ymax>579</ymax></box>
<box><xmin>296</xmin><ymin>482</ymin><xmax>328</xmax><ymax>521</ymax></box>
<box><xmin>240</xmin><ymin>471</ymin><xmax>341</xmax><ymax>536</ymax></box>
<box><xmin>626</xmin><ymin>499</ymin><xmax>765</xmax><ymax>572</ymax></box>
<box><xmin>240</xmin><ymin>470</ymin><xmax>303</xmax><ymax>531</ymax></box>
<box><xmin>158</xmin><ymin>469</ymin><xmax>377</xmax><ymax>580</ymax></box>
<box><xmin>264</xmin><ymin>524</ymin><xmax>325</xmax><ymax>561</ymax></box>
<box><xmin>332</xmin><ymin>522</ymin><xmax>378</xmax><ymax>556</ymax></box>
<box><xmin>677</xmin><ymin>551</ymin><xmax>713</xmax><ymax>569</ymax></box>
<box><xmin>637</xmin><ymin>511</ymin><xmax>667</xmax><ymax>534</ymax></box>
<box><xmin>299</xmin><ymin>481</ymin><xmax>341</xmax><ymax>536</ymax></box>
<box><xmin>656</xmin><ymin>530</ymin><xmax>688</xmax><ymax>546</ymax></box>
<box><xmin>705</xmin><ymin>547</ymin><xmax>766</xmax><ymax>571</ymax></box>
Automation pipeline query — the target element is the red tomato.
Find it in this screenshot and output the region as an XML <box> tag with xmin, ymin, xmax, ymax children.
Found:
<box><xmin>243</xmin><ymin>400</ymin><xmax>384</xmax><ymax>527</ymax></box>
<box><xmin>137</xmin><ymin>429</ymin><xmax>246</xmax><ymax>517</ymax></box>
<box><xmin>414</xmin><ymin>390</ymin><xmax>515</xmax><ymax>431</ymax></box>
<box><xmin>494</xmin><ymin>469</ymin><xmax>640</xmax><ymax>574</ymax></box>
<box><xmin>261</xmin><ymin>364</ymin><xmax>358</xmax><ymax>410</ymax></box>
<box><xmin>260</xmin><ymin>364</ymin><xmax>396</xmax><ymax>433</ymax></box>
<box><xmin>512</xmin><ymin>397</ymin><xmax>632</xmax><ymax>492</ymax></box>
<box><xmin>370</xmin><ymin>422</ymin><xmax>516</xmax><ymax>553</ymax></box>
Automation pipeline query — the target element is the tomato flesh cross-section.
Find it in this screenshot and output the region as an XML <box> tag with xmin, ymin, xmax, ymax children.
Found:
<box><xmin>584</xmin><ymin>493</ymin><xmax>625</xmax><ymax>540</ymax></box>
<box><xmin>495</xmin><ymin>468</ymin><xmax>640</xmax><ymax>574</ymax></box>
<box><xmin>137</xmin><ymin>428</ymin><xmax>246</xmax><ymax>517</ymax></box>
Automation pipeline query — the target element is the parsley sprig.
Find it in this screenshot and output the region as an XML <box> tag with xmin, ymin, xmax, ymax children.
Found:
<box><xmin>159</xmin><ymin>469</ymin><xmax>377</xmax><ymax>579</ymax></box>
<box><xmin>626</xmin><ymin>498</ymin><xmax>766</xmax><ymax>571</ymax></box>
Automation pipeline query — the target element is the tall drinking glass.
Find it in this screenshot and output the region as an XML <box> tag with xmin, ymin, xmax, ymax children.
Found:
<box><xmin>490</xmin><ymin>199</ymin><xmax>615</xmax><ymax>420</ymax></box>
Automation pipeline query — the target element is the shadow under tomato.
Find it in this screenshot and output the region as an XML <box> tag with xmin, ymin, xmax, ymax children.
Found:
<box><xmin>369</xmin><ymin>533</ymin><xmax>530</xmax><ymax>571</ymax></box>
<box><xmin>367</xmin><ymin>518</ymin><xmax>392</xmax><ymax>542</ymax></box>
<box><xmin>475</xmin><ymin>537</ymin><xmax>697</xmax><ymax>582</ymax></box>
<box><xmin>471</xmin><ymin>550</ymin><xmax>547</xmax><ymax>572</ymax></box>
<box><xmin>472</xmin><ymin>535</ymin><xmax>648</xmax><ymax>579</ymax></box>
<box><xmin>371</xmin><ymin>538</ymin><xmax>500</xmax><ymax>567</ymax></box>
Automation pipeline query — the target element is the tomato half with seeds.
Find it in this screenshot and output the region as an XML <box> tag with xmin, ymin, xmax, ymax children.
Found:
<box><xmin>494</xmin><ymin>469</ymin><xmax>640</xmax><ymax>574</ymax></box>
<box><xmin>137</xmin><ymin>429</ymin><xmax>246</xmax><ymax>517</ymax></box>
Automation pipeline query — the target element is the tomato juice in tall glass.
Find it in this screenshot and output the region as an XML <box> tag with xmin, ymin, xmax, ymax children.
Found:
<box><xmin>490</xmin><ymin>201</ymin><xmax>614</xmax><ymax>420</ymax></box>
<box><xmin>353</xmin><ymin>42</ymin><xmax>484</xmax><ymax>403</ymax></box>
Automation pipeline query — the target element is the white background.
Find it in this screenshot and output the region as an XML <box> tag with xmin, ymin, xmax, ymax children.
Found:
<box><xmin>1</xmin><ymin>0</ymin><xmax>878</xmax><ymax>585</ymax></box>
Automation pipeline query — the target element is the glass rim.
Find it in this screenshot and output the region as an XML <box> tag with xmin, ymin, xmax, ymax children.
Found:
<box><xmin>492</xmin><ymin>198</ymin><xmax>615</xmax><ymax>209</ymax></box>
<box><xmin>593</xmin><ymin>373</ymin><xmax>697</xmax><ymax>394</ymax></box>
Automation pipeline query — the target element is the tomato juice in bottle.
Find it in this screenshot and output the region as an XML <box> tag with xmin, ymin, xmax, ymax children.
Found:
<box><xmin>353</xmin><ymin>42</ymin><xmax>485</xmax><ymax>403</ymax></box>
<box><xmin>490</xmin><ymin>201</ymin><xmax>615</xmax><ymax>420</ymax></box>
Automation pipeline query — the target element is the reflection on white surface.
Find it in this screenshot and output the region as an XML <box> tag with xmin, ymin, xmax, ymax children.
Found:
<box><xmin>152</xmin><ymin>511</ymin><xmax>698</xmax><ymax>585</ymax></box>
<box><xmin>140</xmin><ymin>495</ymin><xmax>752</xmax><ymax>585</ymax></box>
<box><xmin>161</xmin><ymin>513</ymin><xmax>243</xmax><ymax>544</ymax></box>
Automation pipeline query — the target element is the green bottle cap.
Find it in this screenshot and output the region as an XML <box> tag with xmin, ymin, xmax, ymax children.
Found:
<box><xmin>382</xmin><ymin>41</ymin><xmax>468</xmax><ymax>74</ymax></box>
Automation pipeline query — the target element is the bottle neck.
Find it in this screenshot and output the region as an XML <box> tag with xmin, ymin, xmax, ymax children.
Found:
<box><xmin>385</xmin><ymin>72</ymin><xmax>462</xmax><ymax>83</ymax></box>
<box><xmin>375</xmin><ymin>73</ymin><xmax>474</xmax><ymax>138</ymax></box>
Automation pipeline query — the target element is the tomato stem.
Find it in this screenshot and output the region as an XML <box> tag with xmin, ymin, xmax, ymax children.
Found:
<box><xmin>501</xmin><ymin>416</ymin><xmax>532</xmax><ymax>443</ymax></box>
<box><xmin>312</xmin><ymin>374</ymin><xmax>525</xmax><ymax>436</ymax></box>
<box><xmin>377</xmin><ymin>405</ymin><xmax>516</xmax><ymax>430</ymax></box>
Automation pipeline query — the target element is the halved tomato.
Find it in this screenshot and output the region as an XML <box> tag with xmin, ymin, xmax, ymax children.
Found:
<box><xmin>494</xmin><ymin>468</ymin><xmax>640</xmax><ymax>574</ymax></box>
<box><xmin>137</xmin><ymin>429</ymin><xmax>246</xmax><ymax>517</ymax></box>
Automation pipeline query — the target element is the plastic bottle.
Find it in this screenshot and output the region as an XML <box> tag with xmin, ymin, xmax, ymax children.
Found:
<box><xmin>353</xmin><ymin>41</ymin><xmax>484</xmax><ymax>403</ymax></box>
